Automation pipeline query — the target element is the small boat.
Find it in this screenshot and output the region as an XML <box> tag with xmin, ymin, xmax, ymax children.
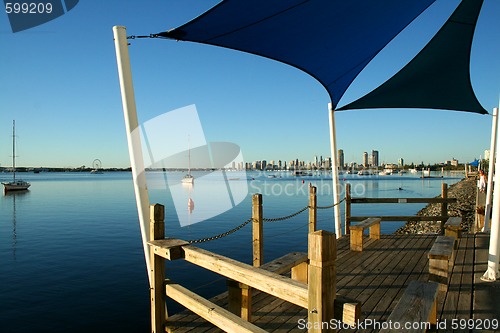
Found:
<box><xmin>3</xmin><ymin>179</ymin><xmax>31</xmax><ymax>192</ymax></box>
<box><xmin>2</xmin><ymin>121</ymin><xmax>31</xmax><ymax>193</ymax></box>
<box><xmin>293</xmin><ymin>171</ymin><xmax>312</xmax><ymax>176</ymax></box>
<box><xmin>182</xmin><ymin>174</ymin><xmax>194</xmax><ymax>184</ymax></box>
<box><xmin>181</xmin><ymin>138</ymin><xmax>194</xmax><ymax>184</ymax></box>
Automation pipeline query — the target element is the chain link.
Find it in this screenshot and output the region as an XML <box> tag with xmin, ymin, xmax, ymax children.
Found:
<box><xmin>187</xmin><ymin>197</ymin><xmax>346</xmax><ymax>243</ymax></box>
<box><xmin>317</xmin><ymin>197</ymin><xmax>346</xmax><ymax>209</ymax></box>
<box><xmin>262</xmin><ymin>205</ymin><xmax>309</xmax><ymax>222</ymax></box>
<box><xmin>187</xmin><ymin>217</ymin><xmax>253</xmax><ymax>244</ymax></box>
<box><xmin>126</xmin><ymin>34</ymin><xmax>159</xmax><ymax>39</ymax></box>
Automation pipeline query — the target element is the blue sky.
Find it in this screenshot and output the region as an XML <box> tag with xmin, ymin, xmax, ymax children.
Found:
<box><xmin>1</xmin><ymin>0</ymin><xmax>499</xmax><ymax>168</ymax></box>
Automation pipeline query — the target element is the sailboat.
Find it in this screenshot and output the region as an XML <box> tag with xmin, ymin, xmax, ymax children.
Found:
<box><xmin>181</xmin><ymin>138</ymin><xmax>194</xmax><ymax>184</ymax></box>
<box><xmin>2</xmin><ymin>120</ymin><xmax>31</xmax><ymax>193</ymax></box>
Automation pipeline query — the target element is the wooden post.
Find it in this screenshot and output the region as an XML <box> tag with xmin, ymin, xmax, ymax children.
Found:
<box><xmin>441</xmin><ymin>183</ymin><xmax>448</xmax><ymax>234</ymax></box>
<box><xmin>150</xmin><ymin>204</ymin><xmax>166</xmax><ymax>333</ymax></box>
<box><xmin>252</xmin><ymin>194</ymin><xmax>263</xmax><ymax>267</ymax></box>
<box><xmin>309</xmin><ymin>186</ymin><xmax>317</xmax><ymax>233</ymax></box>
<box><xmin>227</xmin><ymin>280</ymin><xmax>252</xmax><ymax>321</ymax></box>
<box><xmin>228</xmin><ymin>193</ymin><xmax>262</xmax><ymax>321</ymax></box>
<box><xmin>308</xmin><ymin>230</ymin><xmax>336</xmax><ymax>332</ymax></box>
<box><xmin>345</xmin><ymin>183</ymin><xmax>351</xmax><ymax>235</ymax></box>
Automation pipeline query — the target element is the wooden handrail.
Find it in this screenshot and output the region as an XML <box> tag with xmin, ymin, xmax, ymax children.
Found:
<box><xmin>350</xmin><ymin>197</ymin><xmax>456</xmax><ymax>204</ymax></box>
<box><xmin>182</xmin><ymin>244</ymin><xmax>309</xmax><ymax>308</ymax></box>
<box><xmin>345</xmin><ymin>183</ymin><xmax>455</xmax><ymax>231</ymax></box>
<box><xmin>149</xmin><ymin>239</ymin><xmax>309</xmax><ymax>308</ymax></box>
<box><xmin>349</xmin><ymin>215</ymin><xmax>451</xmax><ymax>222</ymax></box>
<box><xmin>165</xmin><ymin>281</ymin><xmax>267</xmax><ymax>333</ymax></box>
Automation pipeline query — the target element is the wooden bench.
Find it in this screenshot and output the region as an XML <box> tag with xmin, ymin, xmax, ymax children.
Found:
<box><xmin>444</xmin><ymin>216</ymin><xmax>462</xmax><ymax>240</ymax></box>
<box><xmin>428</xmin><ymin>235</ymin><xmax>456</xmax><ymax>291</ymax></box>
<box><xmin>379</xmin><ymin>280</ymin><xmax>439</xmax><ymax>333</ymax></box>
<box><xmin>350</xmin><ymin>217</ymin><xmax>381</xmax><ymax>251</ymax></box>
<box><xmin>228</xmin><ymin>251</ymin><xmax>361</xmax><ymax>326</ymax></box>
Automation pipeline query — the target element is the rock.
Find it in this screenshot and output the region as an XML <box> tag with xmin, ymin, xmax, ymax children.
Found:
<box><xmin>395</xmin><ymin>177</ymin><xmax>477</xmax><ymax>234</ymax></box>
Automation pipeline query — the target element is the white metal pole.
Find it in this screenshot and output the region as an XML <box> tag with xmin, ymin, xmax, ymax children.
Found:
<box><xmin>484</xmin><ymin>107</ymin><xmax>498</xmax><ymax>232</ymax></box>
<box><xmin>113</xmin><ymin>26</ymin><xmax>152</xmax><ymax>283</ymax></box>
<box><xmin>328</xmin><ymin>103</ymin><xmax>342</xmax><ymax>238</ymax></box>
<box><xmin>482</xmin><ymin>106</ymin><xmax>500</xmax><ymax>281</ymax></box>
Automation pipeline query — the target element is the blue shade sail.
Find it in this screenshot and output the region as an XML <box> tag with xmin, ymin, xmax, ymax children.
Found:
<box><xmin>158</xmin><ymin>0</ymin><xmax>437</xmax><ymax>109</ymax></box>
<box><xmin>339</xmin><ymin>0</ymin><xmax>487</xmax><ymax>114</ymax></box>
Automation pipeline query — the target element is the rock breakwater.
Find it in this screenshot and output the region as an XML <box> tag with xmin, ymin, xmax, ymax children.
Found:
<box><xmin>395</xmin><ymin>177</ymin><xmax>477</xmax><ymax>234</ymax></box>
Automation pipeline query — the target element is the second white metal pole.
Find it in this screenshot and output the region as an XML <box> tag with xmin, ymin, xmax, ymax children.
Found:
<box><xmin>484</xmin><ymin>107</ymin><xmax>498</xmax><ymax>232</ymax></box>
<box><xmin>482</xmin><ymin>106</ymin><xmax>500</xmax><ymax>281</ymax></box>
<box><xmin>328</xmin><ymin>103</ymin><xmax>342</xmax><ymax>238</ymax></box>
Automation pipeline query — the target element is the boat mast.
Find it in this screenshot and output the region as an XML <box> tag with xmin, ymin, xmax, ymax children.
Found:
<box><xmin>12</xmin><ymin>120</ymin><xmax>16</xmax><ymax>182</ymax></box>
<box><xmin>188</xmin><ymin>135</ymin><xmax>191</xmax><ymax>176</ymax></box>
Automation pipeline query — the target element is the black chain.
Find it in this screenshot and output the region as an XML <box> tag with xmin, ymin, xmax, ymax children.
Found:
<box><xmin>187</xmin><ymin>217</ymin><xmax>253</xmax><ymax>244</ymax></box>
<box><xmin>262</xmin><ymin>205</ymin><xmax>309</xmax><ymax>222</ymax></box>
<box><xmin>317</xmin><ymin>197</ymin><xmax>346</xmax><ymax>209</ymax></box>
<box><xmin>187</xmin><ymin>198</ymin><xmax>346</xmax><ymax>243</ymax></box>
<box><xmin>127</xmin><ymin>34</ymin><xmax>159</xmax><ymax>39</ymax></box>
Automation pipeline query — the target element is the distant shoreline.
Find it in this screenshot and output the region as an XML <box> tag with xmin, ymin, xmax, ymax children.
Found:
<box><xmin>0</xmin><ymin>167</ymin><xmax>132</xmax><ymax>173</ymax></box>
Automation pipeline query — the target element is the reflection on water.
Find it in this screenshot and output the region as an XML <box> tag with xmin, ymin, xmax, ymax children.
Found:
<box><xmin>148</xmin><ymin>170</ymin><xmax>249</xmax><ymax>227</ymax></box>
<box><xmin>3</xmin><ymin>190</ymin><xmax>31</xmax><ymax>261</ymax></box>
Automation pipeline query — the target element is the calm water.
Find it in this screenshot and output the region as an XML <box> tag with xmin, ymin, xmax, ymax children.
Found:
<box><xmin>0</xmin><ymin>170</ymin><xmax>461</xmax><ymax>332</ymax></box>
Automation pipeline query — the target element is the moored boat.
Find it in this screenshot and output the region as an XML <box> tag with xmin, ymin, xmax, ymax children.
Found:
<box><xmin>2</xmin><ymin>120</ymin><xmax>30</xmax><ymax>193</ymax></box>
<box><xmin>181</xmin><ymin>138</ymin><xmax>194</xmax><ymax>184</ymax></box>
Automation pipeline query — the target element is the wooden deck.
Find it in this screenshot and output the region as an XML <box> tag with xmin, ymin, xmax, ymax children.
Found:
<box><xmin>164</xmin><ymin>233</ymin><xmax>493</xmax><ymax>332</ymax></box>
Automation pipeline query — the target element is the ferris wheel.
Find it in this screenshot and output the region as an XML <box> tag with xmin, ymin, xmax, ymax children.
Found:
<box><xmin>92</xmin><ymin>159</ymin><xmax>102</xmax><ymax>170</ymax></box>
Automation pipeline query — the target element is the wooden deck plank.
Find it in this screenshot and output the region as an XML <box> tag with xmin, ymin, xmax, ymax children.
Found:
<box><xmin>437</xmin><ymin>236</ymin><xmax>463</xmax><ymax>327</ymax></box>
<box><xmin>472</xmin><ymin>232</ymin><xmax>500</xmax><ymax>326</ymax></box>
<box><xmin>438</xmin><ymin>234</ymin><xmax>476</xmax><ymax>329</ymax></box>
<box><xmin>455</xmin><ymin>235</ymin><xmax>474</xmax><ymax>320</ymax></box>
<box><xmin>336</xmin><ymin>235</ymin><xmax>407</xmax><ymax>296</ymax></box>
<box><xmin>340</xmin><ymin>236</ymin><xmax>415</xmax><ymax>303</ymax></box>
<box><xmin>336</xmin><ymin>235</ymin><xmax>420</xmax><ymax>333</ymax></box>
<box><xmin>365</xmin><ymin>236</ymin><xmax>435</xmax><ymax>330</ymax></box>
<box><xmin>362</xmin><ymin>236</ymin><xmax>434</xmax><ymax>333</ymax></box>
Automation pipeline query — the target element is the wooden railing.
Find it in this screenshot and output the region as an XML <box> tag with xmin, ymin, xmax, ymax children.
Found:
<box><xmin>147</xmin><ymin>194</ymin><xmax>354</xmax><ymax>333</ymax></box>
<box><xmin>344</xmin><ymin>183</ymin><xmax>457</xmax><ymax>235</ymax></box>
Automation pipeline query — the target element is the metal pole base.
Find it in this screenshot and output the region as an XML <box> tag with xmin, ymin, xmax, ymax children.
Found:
<box><xmin>481</xmin><ymin>267</ymin><xmax>499</xmax><ymax>282</ymax></box>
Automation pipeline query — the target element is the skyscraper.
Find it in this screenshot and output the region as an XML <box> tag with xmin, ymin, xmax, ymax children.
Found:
<box><xmin>338</xmin><ymin>149</ymin><xmax>344</xmax><ymax>169</ymax></box>
<box><xmin>371</xmin><ymin>150</ymin><xmax>379</xmax><ymax>167</ymax></box>
<box><xmin>362</xmin><ymin>152</ymin><xmax>368</xmax><ymax>167</ymax></box>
